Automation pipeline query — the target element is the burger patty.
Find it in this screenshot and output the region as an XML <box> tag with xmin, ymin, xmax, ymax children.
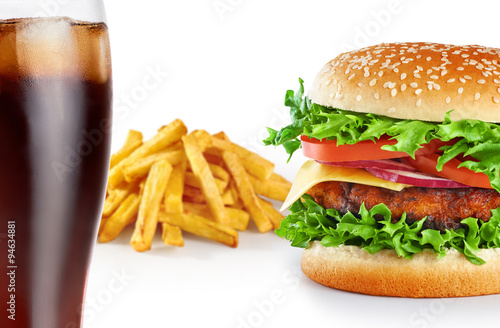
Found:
<box><xmin>307</xmin><ymin>181</ymin><xmax>500</xmax><ymax>231</ymax></box>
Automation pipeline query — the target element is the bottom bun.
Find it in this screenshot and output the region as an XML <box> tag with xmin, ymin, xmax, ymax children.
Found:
<box><xmin>301</xmin><ymin>241</ymin><xmax>500</xmax><ymax>298</ymax></box>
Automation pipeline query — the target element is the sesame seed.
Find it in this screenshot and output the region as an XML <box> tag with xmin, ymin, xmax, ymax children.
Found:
<box><xmin>410</xmin><ymin>82</ymin><xmax>418</xmax><ymax>88</ymax></box>
<box><xmin>333</xmin><ymin>79</ymin><xmax>338</xmax><ymax>85</ymax></box>
<box><xmin>391</xmin><ymin>89</ymin><xmax>397</xmax><ymax>97</ymax></box>
<box><xmin>401</xmin><ymin>83</ymin><xmax>407</xmax><ymax>91</ymax></box>
<box><xmin>457</xmin><ymin>67</ymin><xmax>464</xmax><ymax>71</ymax></box>
<box><xmin>388</xmin><ymin>107</ymin><xmax>396</xmax><ymax>113</ymax></box>
<box><xmin>416</xmin><ymin>99</ymin><xmax>422</xmax><ymax>106</ymax></box>
<box><xmin>428</xmin><ymin>84</ymin><xmax>433</xmax><ymax>91</ymax></box>
<box><xmin>430</xmin><ymin>75</ymin><xmax>439</xmax><ymax>80</ymax></box>
<box><xmin>459</xmin><ymin>77</ymin><xmax>466</xmax><ymax>83</ymax></box>
<box><xmin>374</xmin><ymin>92</ymin><xmax>380</xmax><ymax>100</ymax></box>
<box><xmin>434</xmin><ymin>83</ymin><xmax>441</xmax><ymax>90</ymax></box>
<box><xmin>348</xmin><ymin>74</ymin><xmax>356</xmax><ymax>80</ymax></box>
<box><xmin>427</xmin><ymin>69</ymin><xmax>433</xmax><ymax>75</ymax></box>
<box><xmin>493</xmin><ymin>96</ymin><xmax>500</xmax><ymax>104</ymax></box>
<box><xmin>494</xmin><ymin>79</ymin><xmax>500</xmax><ymax>84</ymax></box>
<box><xmin>356</xmin><ymin>95</ymin><xmax>362</xmax><ymax>101</ymax></box>
<box><xmin>414</xmin><ymin>73</ymin><xmax>421</xmax><ymax>78</ymax></box>
<box><xmin>389</xmin><ymin>82</ymin><xmax>396</xmax><ymax>89</ymax></box>
<box><xmin>369</xmin><ymin>79</ymin><xmax>377</xmax><ymax>86</ymax></box>
<box><xmin>458</xmin><ymin>87</ymin><xmax>464</xmax><ymax>94</ymax></box>
<box><xmin>464</xmin><ymin>75</ymin><xmax>472</xmax><ymax>80</ymax></box>
<box><xmin>415</xmin><ymin>89</ymin><xmax>422</xmax><ymax>95</ymax></box>
<box><xmin>477</xmin><ymin>79</ymin><xmax>486</xmax><ymax>84</ymax></box>
<box><xmin>416</xmin><ymin>65</ymin><xmax>423</xmax><ymax>71</ymax></box>
<box><xmin>378</xmin><ymin>71</ymin><xmax>384</xmax><ymax>77</ymax></box>
<box><xmin>364</xmin><ymin>71</ymin><xmax>370</xmax><ymax>77</ymax></box>
<box><xmin>446</xmin><ymin>97</ymin><xmax>451</xmax><ymax>104</ymax></box>
<box><xmin>461</xmin><ymin>54</ymin><xmax>469</xmax><ymax>58</ymax></box>
<box><xmin>441</xmin><ymin>70</ymin><xmax>448</xmax><ymax>76</ymax></box>
<box><xmin>394</xmin><ymin>68</ymin><xmax>399</xmax><ymax>73</ymax></box>
<box><xmin>475</xmin><ymin>92</ymin><xmax>481</xmax><ymax>100</ymax></box>
<box><xmin>447</xmin><ymin>78</ymin><xmax>456</xmax><ymax>83</ymax></box>
<box><xmin>329</xmin><ymin>93</ymin><xmax>335</xmax><ymax>98</ymax></box>
<box><xmin>497</xmin><ymin>87</ymin><xmax>500</xmax><ymax>94</ymax></box>
<box><xmin>401</xmin><ymin>73</ymin><xmax>407</xmax><ymax>80</ymax></box>
<box><xmin>383</xmin><ymin>82</ymin><xmax>391</xmax><ymax>88</ymax></box>
<box><xmin>426</xmin><ymin>56</ymin><xmax>432</xmax><ymax>61</ymax></box>
<box><xmin>335</xmin><ymin>93</ymin><xmax>344</xmax><ymax>100</ymax></box>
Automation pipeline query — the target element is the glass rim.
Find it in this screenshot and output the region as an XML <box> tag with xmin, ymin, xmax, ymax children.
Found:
<box><xmin>0</xmin><ymin>0</ymin><xmax>107</xmax><ymax>23</ymax></box>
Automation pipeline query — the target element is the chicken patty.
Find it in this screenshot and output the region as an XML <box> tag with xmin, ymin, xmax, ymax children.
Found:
<box><xmin>307</xmin><ymin>181</ymin><xmax>500</xmax><ymax>231</ymax></box>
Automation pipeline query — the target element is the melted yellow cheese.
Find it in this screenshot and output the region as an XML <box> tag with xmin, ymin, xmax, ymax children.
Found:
<box><xmin>281</xmin><ymin>160</ymin><xmax>409</xmax><ymax>211</ymax></box>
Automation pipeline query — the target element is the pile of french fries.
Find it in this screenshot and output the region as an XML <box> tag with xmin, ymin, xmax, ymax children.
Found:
<box><xmin>98</xmin><ymin>119</ymin><xmax>292</xmax><ymax>251</ymax></box>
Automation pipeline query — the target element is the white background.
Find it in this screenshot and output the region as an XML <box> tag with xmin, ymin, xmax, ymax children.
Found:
<box><xmin>84</xmin><ymin>0</ymin><xmax>500</xmax><ymax>327</ymax></box>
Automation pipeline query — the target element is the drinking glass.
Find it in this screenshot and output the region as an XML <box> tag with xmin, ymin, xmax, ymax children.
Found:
<box><xmin>0</xmin><ymin>1</ymin><xmax>112</xmax><ymax>327</ymax></box>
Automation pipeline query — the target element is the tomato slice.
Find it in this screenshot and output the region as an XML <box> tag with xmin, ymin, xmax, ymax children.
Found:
<box><xmin>301</xmin><ymin>135</ymin><xmax>454</xmax><ymax>162</ymax></box>
<box><xmin>401</xmin><ymin>153</ymin><xmax>492</xmax><ymax>189</ymax></box>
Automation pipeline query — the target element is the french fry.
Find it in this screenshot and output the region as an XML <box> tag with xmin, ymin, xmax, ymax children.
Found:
<box><xmin>184</xmin><ymin>171</ymin><xmax>227</xmax><ymax>195</ymax></box>
<box><xmin>221</xmin><ymin>188</ymin><xmax>235</xmax><ymax>206</ymax></box>
<box><xmin>110</xmin><ymin>130</ymin><xmax>143</xmax><ymax>169</ymax></box>
<box><xmin>257</xmin><ymin>197</ymin><xmax>284</xmax><ymax>230</ymax></box>
<box><xmin>203</xmin><ymin>152</ymin><xmax>224</xmax><ymax>166</ymax></box>
<box><xmin>182</xmin><ymin>185</ymin><xmax>206</xmax><ymax>204</ymax></box>
<box><xmin>187</xmin><ymin>161</ymin><xmax>230</xmax><ymax>183</ymax></box>
<box><xmin>108</xmin><ymin>119</ymin><xmax>187</xmax><ymax>188</ymax></box>
<box><xmin>99</xmin><ymin>193</ymin><xmax>141</xmax><ymax>243</ymax></box>
<box><xmin>183</xmin><ymin>133</ymin><xmax>227</xmax><ymax>224</ymax></box>
<box><xmin>207</xmin><ymin>163</ymin><xmax>230</xmax><ymax>183</ymax></box>
<box><xmin>183</xmin><ymin>185</ymin><xmax>235</xmax><ymax>205</ymax></box>
<box><xmin>210</xmin><ymin>137</ymin><xmax>275</xmax><ymax>181</ymax></box>
<box><xmin>222</xmin><ymin>150</ymin><xmax>273</xmax><ymax>233</ymax></box>
<box><xmin>98</xmin><ymin>217</ymin><xmax>108</xmax><ymax>236</ymax></box>
<box><xmin>191</xmin><ymin>129</ymin><xmax>212</xmax><ymax>151</ymax></box>
<box><xmin>231</xmin><ymin>197</ymin><xmax>245</xmax><ymax>210</ymax></box>
<box><xmin>192</xmin><ymin>129</ymin><xmax>213</xmax><ymax>151</ymax></box>
<box><xmin>164</xmin><ymin>156</ymin><xmax>187</xmax><ymax>214</ymax></box>
<box><xmin>248</xmin><ymin>174</ymin><xmax>291</xmax><ymax>202</ymax></box>
<box><xmin>102</xmin><ymin>181</ymin><xmax>139</xmax><ymax>217</ymax></box>
<box><xmin>270</xmin><ymin>172</ymin><xmax>292</xmax><ymax>186</ymax></box>
<box><xmin>183</xmin><ymin>202</ymin><xmax>249</xmax><ymax>231</ymax></box>
<box><xmin>130</xmin><ymin>160</ymin><xmax>172</xmax><ymax>252</ymax></box>
<box><xmin>228</xmin><ymin>180</ymin><xmax>239</xmax><ymax>205</ymax></box>
<box><xmin>159</xmin><ymin>211</ymin><xmax>238</xmax><ymax>248</ymax></box>
<box><xmin>122</xmin><ymin>147</ymin><xmax>183</xmax><ymax>182</ymax></box>
<box><xmin>212</xmin><ymin>131</ymin><xmax>230</xmax><ymax>141</ymax></box>
<box><xmin>161</xmin><ymin>223</ymin><xmax>184</xmax><ymax>247</ymax></box>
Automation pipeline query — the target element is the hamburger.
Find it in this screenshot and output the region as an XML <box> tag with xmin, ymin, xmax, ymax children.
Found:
<box><xmin>264</xmin><ymin>42</ymin><xmax>500</xmax><ymax>298</ymax></box>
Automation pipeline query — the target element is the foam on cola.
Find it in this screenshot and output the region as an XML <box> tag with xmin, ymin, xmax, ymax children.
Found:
<box><xmin>0</xmin><ymin>17</ymin><xmax>111</xmax><ymax>327</ymax></box>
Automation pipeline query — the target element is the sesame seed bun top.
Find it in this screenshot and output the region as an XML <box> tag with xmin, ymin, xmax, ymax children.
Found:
<box><xmin>309</xmin><ymin>42</ymin><xmax>500</xmax><ymax>122</ymax></box>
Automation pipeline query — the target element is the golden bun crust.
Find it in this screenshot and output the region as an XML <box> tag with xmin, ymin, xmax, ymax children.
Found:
<box><xmin>309</xmin><ymin>42</ymin><xmax>500</xmax><ymax>122</ymax></box>
<box><xmin>301</xmin><ymin>241</ymin><xmax>500</xmax><ymax>298</ymax></box>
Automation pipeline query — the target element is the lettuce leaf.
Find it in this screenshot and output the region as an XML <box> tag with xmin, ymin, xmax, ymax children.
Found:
<box><xmin>276</xmin><ymin>194</ymin><xmax>500</xmax><ymax>265</ymax></box>
<box><xmin>263</xmin><ymin>79</ymin><xmax>500</xmax><ymax>192</ymax></box>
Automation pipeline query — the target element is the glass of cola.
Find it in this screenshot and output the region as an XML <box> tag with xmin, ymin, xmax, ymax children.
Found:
<box><xmin>0</xmin><ymin>1</ymin><xmax>112</xmax><ymax>327</ymax></box>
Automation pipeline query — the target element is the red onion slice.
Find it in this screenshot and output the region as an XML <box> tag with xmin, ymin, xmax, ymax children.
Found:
<box><xmin>366</xmin><ymin>167</ymin><xmax>471</xmax><ymax>188</ymax></box>
<box><xmin>316</xmin><ymin>159</ymin><xmax>417</xmax><ymax>172</ymax></box>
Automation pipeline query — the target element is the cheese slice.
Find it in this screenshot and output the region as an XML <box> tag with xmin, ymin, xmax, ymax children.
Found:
<box><xmin>281</xmin><ymin>160</ymin><xmax>410</xmax><ymax>211</ymax></box>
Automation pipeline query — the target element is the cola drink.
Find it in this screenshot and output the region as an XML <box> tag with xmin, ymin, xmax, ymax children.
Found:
<box><xmin>0</xmin><ymin>17</ymin><xmax>112</xmax><ymax>327</ymax></box>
